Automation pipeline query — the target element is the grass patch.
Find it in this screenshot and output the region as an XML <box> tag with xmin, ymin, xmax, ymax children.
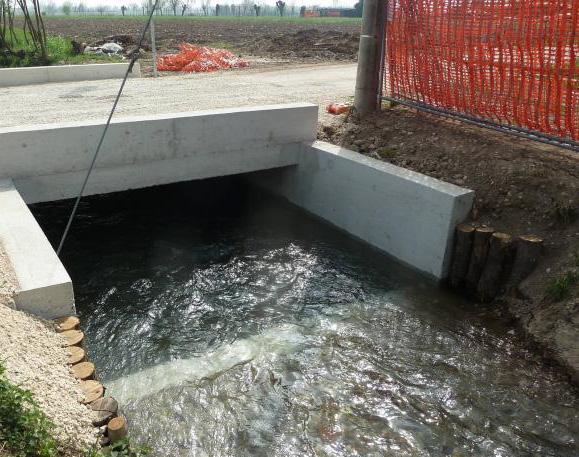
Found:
<box><xmin>546</xmin><ymin>270</ymin><xmax>579</xmax><ymax>302</ymax></box>
<box><xmin>85</xmin><ymin>438</ymin><xmax>150</xmax><ymax>457</ymax></box>
<box><xmin>1</xmin><ymin>28</ymin><xmax>121</xmax><ymax>68</ymax></box>
<box><xmin>43</xmin><ymin>15</ymin><xmax>362</xmax><ymax>25</ymax></box>
<box><xmin>0</xmin><ymin>362</ymin><xmax>58</xmax><ymax>457</ymax></box>
<box><xmin>376</xmin><ymin>147</ymin><xmax>398</xmax><ymax>159</ymax></box>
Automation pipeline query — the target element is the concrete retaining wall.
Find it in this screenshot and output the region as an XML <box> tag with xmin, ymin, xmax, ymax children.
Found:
<box><xmin>0</xmin><ymin>62</ymin><xmax>141</xmax><ymax>87</ymax></box>
<box><xmin>249</xmin><ymin>141</ymin><xmax>474</xmax><ymax>280</ymax></box>
<box><xmin>0</xmin><ymin>104</ymin><xmax>317</xmax><ymax>203</ymax></box>
<box><xmin>0</xmin><ymin>180</ymin><xmax>74</xmax><ymax>319</ymax></box>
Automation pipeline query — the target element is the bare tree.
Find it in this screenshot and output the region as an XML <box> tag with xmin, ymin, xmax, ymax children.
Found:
<box><xmin>168</xmin><ymin>0</ymin><xmax>180</xmax><ymax>15</ymax></box>
<box><xmin>275</xmin><ymin>0</ymin><xmax>285</xmax><ymax>16</ymax></box>
<box><xmin>15</xmin><ymin>0</ymin><xmax>48</xmax><ymax>61</ymax></box>
<box><xmin>201</xmin><ymin>0</ymin><xmax>210</xmax><ymax>15</ymax></box>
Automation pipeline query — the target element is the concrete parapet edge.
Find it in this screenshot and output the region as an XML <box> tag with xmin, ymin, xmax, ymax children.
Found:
<box><xmin>0</xmin><ymin>62</ymin><xmax>141</xmax><ymax>88</ymax></box>
<box><xmin>0</xmin><ymin>179</ymin><xmax>74</xmax><ymax>319</ymax></box>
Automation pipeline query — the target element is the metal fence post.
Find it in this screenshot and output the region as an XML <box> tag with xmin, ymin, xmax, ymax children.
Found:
<box><xmin>354</xmin><ymin>0</ymin><xmax>386</xmax><ymax>115</ymax></box>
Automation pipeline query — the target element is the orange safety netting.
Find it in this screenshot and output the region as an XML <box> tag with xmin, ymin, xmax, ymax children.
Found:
<box><xmin>157</xmin><ymin>44</ymin><xmax>249</xmax><ymax>73</ymax></box>
<box><xmin>384</xmin><ymin>0</ymin><xmax>579</xmax><ymax>143</ymax></box>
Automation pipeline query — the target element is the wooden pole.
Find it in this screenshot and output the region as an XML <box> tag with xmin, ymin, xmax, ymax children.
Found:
<box><xmin>449</xmin><ymin>224</ymin><xmax>475</xmax><ymax>288</ymax></box>
<box><xmin>354</xmin><ymin>0</ymin><xmax>386</xmax><ymax>114</ymax></box>
<box><xmin>477</xmin><ymin>232</ymin><xmax>513</xmax><ymax>302</ymax></box>
<box><xmin>465</xmin><ymin>226</ymin><xmax>494</xmax><ymax>292</ymax></box>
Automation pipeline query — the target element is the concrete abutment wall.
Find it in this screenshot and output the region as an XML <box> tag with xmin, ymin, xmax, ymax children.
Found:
<box><xmin>0</xmin><ymin>104</ymin><xmax>473</xmax><ymax>318</ymax></box>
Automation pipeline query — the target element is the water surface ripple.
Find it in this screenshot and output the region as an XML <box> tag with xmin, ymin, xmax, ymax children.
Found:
<box><xmin>32</xmin><ymin>178</ymin><xmax>579</xmax><ymax>457</ymax></box>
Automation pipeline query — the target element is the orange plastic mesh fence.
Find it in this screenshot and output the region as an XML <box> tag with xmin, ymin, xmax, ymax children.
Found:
<box><xmin>158</xmin><ymin>44</ymin><xmax>249</xmax><ymax>73</ymax></box>
<box><xmin>384</xmin><ymin>0</ymin><xmax>579</xmax><ymax>144</ymax></box>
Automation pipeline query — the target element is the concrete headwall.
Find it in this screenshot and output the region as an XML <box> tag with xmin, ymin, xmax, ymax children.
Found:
<box><xmin>0</xmin><ymin>62</ymin><xmax>141</xmax><ymax>87</ymax></box>
<box><xmin>0</xmin><ymin>180</ymin><xmax>74</xmax><ymax>319</ymax></box>
<box><xmin>249</xmin><ymin>141</ymin><xmax>474</xmax><ymax>280</ymax></box>
<box><xmin>0</xmin><ymin>104</ymin><xmax>318</xmax><ymax>203</ymax></box>
<box><xmin>0</xmin><ymin>104</ymin><xmax>473</xmax><ymax>320</ymax></box>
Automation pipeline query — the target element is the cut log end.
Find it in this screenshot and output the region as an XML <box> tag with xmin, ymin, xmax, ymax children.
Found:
<box><xmin>61</xmin><ymin>329</ymin><xmax>84</xmax><ymax>347</ymax></box>
<box><xmin>80</xmin><ymin>380</ymin><xmax>104</xmax><ymax>404</ymax></box>
<box><xmin>91</xmin><ymin>397</ymin><xmax>119</xmax><ymax>427</ymax></box>
<box><xmin>68</xmin><ymin>346</ymin><xmax>86</xmax><ymax>365</ymax></box>
<box><xmin>72</xmin><ymin>361</ymin><xmax>95</xmax><ymax>381</ymax></box>
<box><xmin>54</xmin><ymin>316</ymin><xmax>80</xmax><ymax>333</ymax></box>
<box><xmin>107</xmin><ymin>416</ymin><xmax>128</xmax><ymax>443</ymax></box>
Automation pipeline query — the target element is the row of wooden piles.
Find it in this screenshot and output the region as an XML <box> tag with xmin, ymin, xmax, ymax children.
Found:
<box><xmin>449</xmin><ymin>224</ymin><xmax>543</xmax><ymax>302</ymax></box>
<box><xmin>55</xmin><ymin>316</ymin><xmax>127</xmax><ymax>448</ymax></box>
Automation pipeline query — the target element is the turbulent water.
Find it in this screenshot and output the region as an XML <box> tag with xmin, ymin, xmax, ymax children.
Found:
<box><xmin>32</xmin><ymin>178</ymin><xmax>579</xmax><ymax>457</ymax></box>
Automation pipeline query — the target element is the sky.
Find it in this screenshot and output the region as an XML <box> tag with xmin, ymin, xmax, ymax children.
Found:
<box><xmin>67</xmin><ymin>0</ymin><xmax>356</xmax><ymax>7</ymax></box>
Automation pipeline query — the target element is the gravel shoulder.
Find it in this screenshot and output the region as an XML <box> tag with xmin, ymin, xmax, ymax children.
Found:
<box><xmin>0</xmin><ymin>63</ymin><xmax>356</xmax><ymax>129</ymax></box>
<box><xmin>0</xmin><ymin>244</ymin><xmax>98</xmax><ymax>456</ymax></box>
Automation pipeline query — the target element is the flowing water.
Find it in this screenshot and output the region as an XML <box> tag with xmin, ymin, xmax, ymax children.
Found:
<box><xmin>32</xmin><ymin>177</ymin><xmax>579</xmax><ymax>457</ymax></box>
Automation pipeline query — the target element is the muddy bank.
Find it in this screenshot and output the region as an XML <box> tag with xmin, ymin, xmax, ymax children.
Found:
<box><xmin>319</xmin><ymin>107</ymin><xmax>579</xmax><ymax>383</ymax></box>
<box><xmin>0</xmin><ymin>244</ymin><xmax>98</xmax><ymax>455</ymax></box>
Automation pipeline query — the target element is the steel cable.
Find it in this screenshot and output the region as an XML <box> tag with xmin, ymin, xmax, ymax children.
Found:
<box><xmin>57</xmin><ymin>0</ymin><xmax>161</xmax><ymax>256</ymax></box>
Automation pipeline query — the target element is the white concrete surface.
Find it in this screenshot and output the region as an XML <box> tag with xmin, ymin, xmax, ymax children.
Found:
<box><xmin>0</xmin><ymin>62</ymin><xmax>140</xmax><ymax>88</ymax></box>
<box><xmin>0</xmin><ymin>180</ymin><xmax>74</xmax><ymax>319</ymax></box>
<box><xmin>0</xmin><ymin>63</ymin><xmax>356</xmax><ymax>128</ymax></box>
<box><xmin>249</xmin><ymin>141</ymin><xmax>474</xmax><ymax>279</ymax></box>
<box><xmin>0</xmin><ymin>104</ymin><xmax>317</xmax><ymax>203</ymax></box>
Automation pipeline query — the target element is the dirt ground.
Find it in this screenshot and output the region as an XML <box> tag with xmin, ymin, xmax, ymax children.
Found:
<box><xmin>319</xmin><ymin>107</ymin><xmax>579</xmax><ymax>383</ymax></box>
<box><xmin>41</xmin><ymin>17</ymin><xmax>360</xmax><ymax>64</ymax></box>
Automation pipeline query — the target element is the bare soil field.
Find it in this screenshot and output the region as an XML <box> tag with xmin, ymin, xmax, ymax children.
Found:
<box><xmin>41</xmin><ymin>17</ymin><xmax>361</xmax><ymax>65</ymax></box>
<box><xmin>320</xmin><ymin>108</ymin><xmax>579</xmax><ymax>383</ymax></box>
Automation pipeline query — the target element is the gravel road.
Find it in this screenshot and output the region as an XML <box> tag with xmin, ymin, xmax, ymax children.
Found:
<box><xmin>0</xmin><ymin>63</ymin><xmax>356</xmax><ymax>128</ymax></box>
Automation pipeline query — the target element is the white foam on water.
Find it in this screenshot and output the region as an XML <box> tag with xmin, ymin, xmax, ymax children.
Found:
<box><xmin>106</xmin><ymin>324</ymin><xmax>307</xmax><ymax>403</ymax></box>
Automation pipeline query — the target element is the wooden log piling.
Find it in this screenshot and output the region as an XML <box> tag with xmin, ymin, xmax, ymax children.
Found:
<box><xmin>55</xmin><ymin>316</ymin><xmax>80</xmax><ymax>333</ymax></box>
<box><xmin>80</xmin><ymin>380</ymin><xmax>105</xmax><ymax>404</ymax></box>
<box><xmin>72</xmin><ymin>361</ymin><xmax>95</xmax><ymax>381</ymax></box>
<box><xmin>465</xmin><ymin>226</ymin><xmax>494</xmax><ymax>292</ymax></box>
<box><xmin>476</xmin><ymin>232</ymin><xmax>513</xmax><ymax>302</ymax></box>
<box><xmin>107</xmin><ymin>416</ymin><xmax>128</xmax><ymax>444</ymax></box>
<box><xmin>91</xmin><ymin>397</ymin><xmax>119</xmax><ymax>427</ymax></box>
<box><xmin>505</xmin><ymin>235</ymin><xmax>544</xmax><ymax>292</ymax></box>
<box><xmin>61</xmin><ymin>329</ymin><xmax>84</xmax><ymax>347</ymax></box>
<box><xmin>450</xmin><ymin>224</ymin><xmax>475</xmax><ymax>288</ymax></box>
<box><xmin>68</xmin><ymin>346</ymin><xmax>86</xmax><ymax>365</ymax></box>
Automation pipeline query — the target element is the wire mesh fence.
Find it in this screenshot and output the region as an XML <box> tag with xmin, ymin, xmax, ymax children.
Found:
<box><xmin>383</xmin><ymin>0</ymin><xmax>579</xmax><ymax>147</ymax></box>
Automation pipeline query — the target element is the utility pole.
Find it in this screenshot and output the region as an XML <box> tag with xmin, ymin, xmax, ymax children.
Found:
<box><xmin>354</xmin><ymin>0</ymin><xmax>386</xmax><ymax>115</ymax></box>
<box><xmin>149</xmin><ymin>0</ymin><xmax>158</xmax><ymax>78</ymax></box>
